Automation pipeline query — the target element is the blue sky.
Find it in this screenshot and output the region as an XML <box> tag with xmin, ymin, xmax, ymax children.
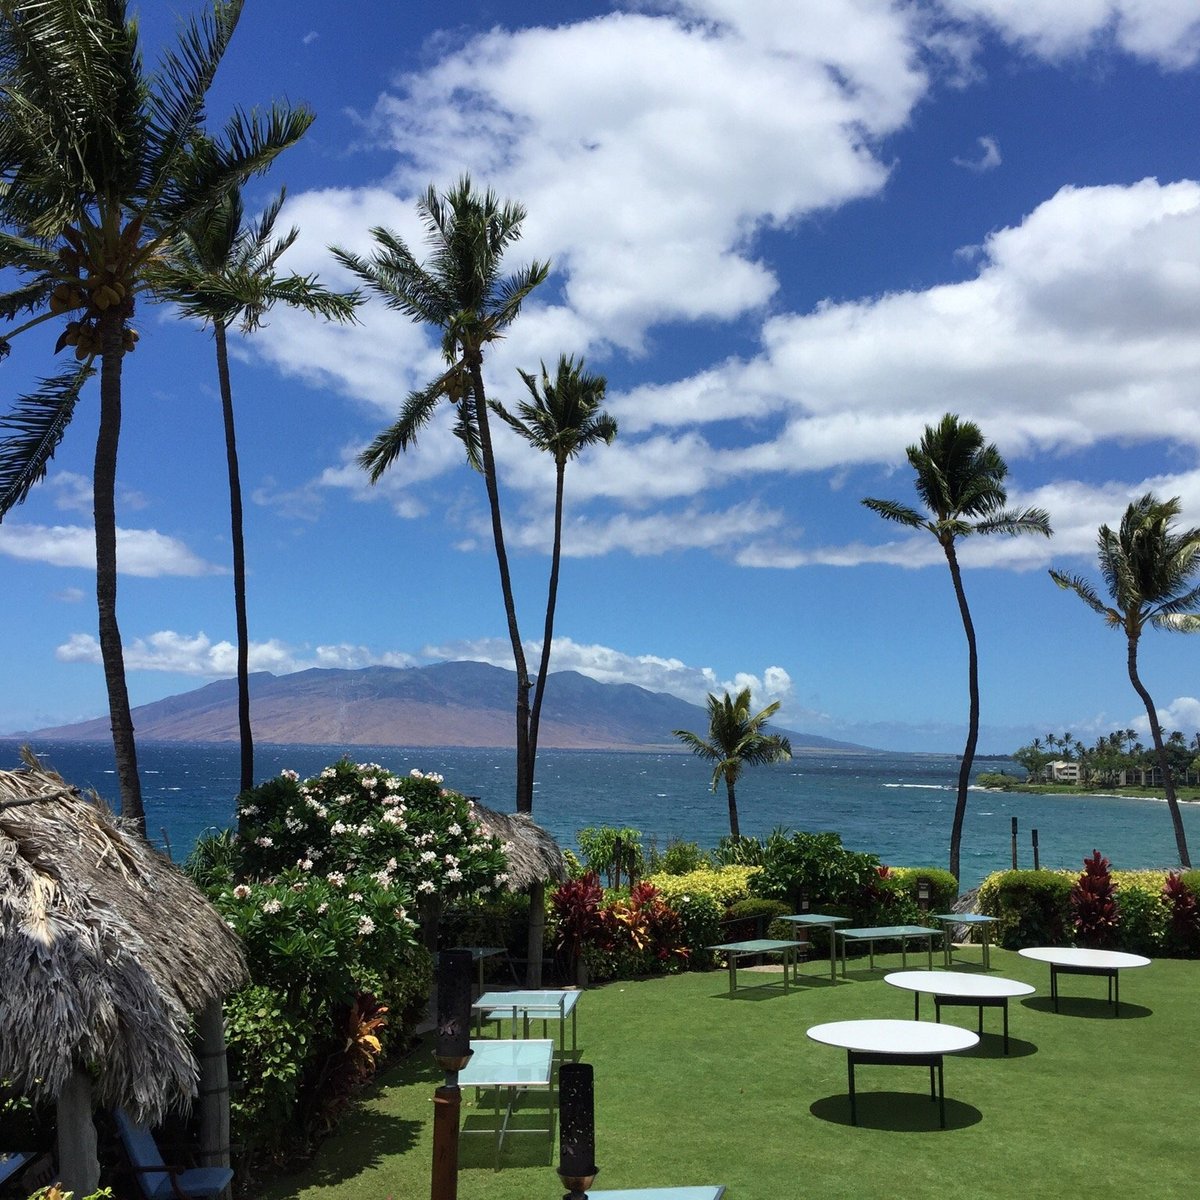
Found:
<box><xmin>4</xmin><ymin>0</ymin><xmax>1200</xmax><ymax>754</ymax></box>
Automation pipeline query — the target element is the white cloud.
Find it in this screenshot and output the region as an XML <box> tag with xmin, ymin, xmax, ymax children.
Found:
<box><xmin>1132</xmin><ymin>696</ymin><xmax>1200</xmax><ymax>738</ymax></box>
<box><xmin>53</xmin><ymin>586</ymin><xmax>85</xmax><ymax>603</ymax></box>
<box><xmin>944</xmin><ymin>0</ymin><xmax>1200</xmax><ymax>69</ymax></box>
<box><xmin>422</xmin><ymin>634</ymin><xmax>794</xmax><ymax>709</ymax></box>
<box><xmin>56</xmin><ymin>631</ymin><xmax>418</xmax><ymax>676</ymax></box>
<box><xmin>0</xmin><ymin>524</ymin><xmax>222</xmax><ymax>576</ymax></box>
<box><xmin>953</xmin><ymin>134</ymin><xmax>1002</xmax><ymax>171</ymax></box>
<box><xmin>47</xmin><ymin>471</ymin><xmax>147</xmax><ymax>514</ymax></box>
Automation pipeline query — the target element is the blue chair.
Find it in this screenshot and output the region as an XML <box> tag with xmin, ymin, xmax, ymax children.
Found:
<box><xmin>114</xmin><ymin>1110</ymin><xmax>233</xmax><ymax>1200</ymax></box>
<box><xmin>0</xmin><ymin>1152</ymin><xmax>33</xmax><ymax>1188</ymax></box>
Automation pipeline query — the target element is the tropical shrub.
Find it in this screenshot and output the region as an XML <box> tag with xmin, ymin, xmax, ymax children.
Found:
<box><xmin>887</xmin><ymin>866</ymin><xmax>959</xmax><ymax>914</ymax></box>
<box><xmin>976</xmin><ymin>772</ymin><xmax>1023</xmax><ymax>788</ymax></box>
<box><xmin>647</xmin><ymin>837</ymin><xmax>708</xmax><ymax>875</ymax></box>
<box><xmin>1071</xmin><ymin>850</ymin><xmax>1119</xmax><ymax>948</ymax></box>
<box><xmin>576</xmin><ymin>825</ymin><xmax>644</xmax><ymax>887</ymax></box>
<box><xmin>977</xmin><ymin>869</ymin><xmax>1074</xmax><ymax>948</ymax></box>
<box><xmin>750</xmin><ymin>830</ymin><xmax>881</xmax><ymax>915</ymax></box>
<box><xmin>646</xmin><ymin>865</ymin><xmax>760</xmax><ymax>910</ymax></box>
<box><xmin>551</xmin><ymin>871</ymin><xmax>610</xmax><ymax>981</ymax></box>
<box><xmin>1163</xmin><ymin>872</ymin><xmax>1200</xmax><ymax>957</ymax></box>
<box><xmin>600</xmin><ymin>880</ymin><xmax>689</xmax><ymax>978</ymax></box>
<box><xmin>722</xmin><ymin>897</ymin><xmax>792</xmax><ymax>941</ymax></box>
<box><xmin>1115</xmin><ymin>880</ymin><xmax>1168</xmax><ymax>955</ymax></box>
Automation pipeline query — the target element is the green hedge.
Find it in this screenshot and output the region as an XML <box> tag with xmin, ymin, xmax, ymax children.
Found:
<box><xmin>978</xmin><ymin>869</ymin><xmax>1075</xmax><ymax>948</ymax></box>
<box><xmin>887</xmin><ymin>866</ymin><xmax>959</xmax><ymax>913</ymax></box>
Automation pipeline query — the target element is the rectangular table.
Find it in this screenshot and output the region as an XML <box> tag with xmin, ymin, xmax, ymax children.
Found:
<box><xmin>590</xmin><ymin>1189</ymin><xmax>726</xmax><ymax>1198</ymax></box>
<box><xmin>459</xmin><ymin>1038</ymin><xmax>555</xmax><ymax>1169</ymax></box>
<box><xmin>448</xmin><ymin>945</ymin><xmax>510</xmax><ymax>992</ymax></box>
<box><xmin>473</xmin><ymin>989</ymin><xmax>581</xmax><ymax>1055</ymax></box>
<box><xmin>778</xmin><ymin>913</ymin><xmax>851</xmax><ymax>981</ymax></box>
<box><xmin>834</xmin><ymin>925</ymin><xmax>940</xmax><ymax>976</ymax></box>
<box><xmin>707</xmin><ymin>938</ymin><xmax>797</xmax><ymax>996</ymax></box>
<box><xmin>933</xmin><ymin>914</ymin><xmax>999</xmax><ymax>970</ymax></box>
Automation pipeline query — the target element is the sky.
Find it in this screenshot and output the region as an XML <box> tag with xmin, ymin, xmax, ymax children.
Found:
<box><xmin>4</xmin><ymin>0</ymin><xmax>1200</xmax><ymax>754</ymax></box>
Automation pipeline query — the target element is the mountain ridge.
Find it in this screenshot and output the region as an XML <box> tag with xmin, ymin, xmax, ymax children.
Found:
<box><xmin>16</xmin><ymin>661</ymin><xmax>875</xmax><ymax>753</ymax></box>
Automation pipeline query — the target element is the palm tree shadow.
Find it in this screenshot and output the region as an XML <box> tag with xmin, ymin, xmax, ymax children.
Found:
<box><xmin>810</xmin><ymin>1092</ymin><xmax>982</xmax><ymax>1131</ymax></box>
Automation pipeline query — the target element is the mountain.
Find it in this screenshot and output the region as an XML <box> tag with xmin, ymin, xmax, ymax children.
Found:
<box><xmin>19</xmin><ymin>661</ymin><xmax>874</xmax><ymax>753</ymax></box>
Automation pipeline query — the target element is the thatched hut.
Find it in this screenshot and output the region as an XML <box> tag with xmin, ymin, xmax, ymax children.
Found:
<box><xmin>472</xmin><ymin>803</ymin><xmax>568</xmax><ymax>892</ymax></box>
<box><xmin>0</xmin><ymin>752</ymin><xmax>247</xmax><ymax>1195</ymax></box>
<box><xmin>472</xmin><ymin>803</ymin><xmax>567</xmax><ymax>987</ymax></box>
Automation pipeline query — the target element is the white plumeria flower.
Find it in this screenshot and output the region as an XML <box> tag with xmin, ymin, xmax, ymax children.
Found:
<box><xmin>419</xmin><ymin>851</ymin><xmax>436</xmax><ymax>864</ymax></box>
<box><xmin>232</xmin><ymin>884</ymin><xmax>251</xmax><ymax>900</ymax></box>
<box><xmin>262</xmin><ymin>899</ymin><xmax>283</xmax><ymax>914</ymax></box>
<box><xmin>446</xmin><ymin>867</ymin><xmax>463</xmax><ymax>882</ymax></box>
<box><xmin>255</xmin><ymin>836</ymin><xmax>273</xmax><ymax>848</ymax></box>
<box><xmin>317</xmin><ymin>902</ymin><xmax>329</xmax><ymax>914</ymax></box>
<box><xmin>417</xmin><ymin>880</ymin><xmax>435</xmax><ymax>894</ymax></box>
<box><xmin>280</xmin><ymin>769</ymin><xmax>299</xmax><ymax>781</ymax></box>
<box><xmin>300</xmin><ymin>859</ymin><xmax>314</xmax><ymax>872</ymax></box>
<box><xmin>327</xmin><ymin>872</ymin><xmax>346</xmax><ymax>888</ymax></box>
<box><xmin>239</xmin><ymin>804</ymin><xmax>259</xmax><ymax>817</ymax></box>
<box><xmin>448</xmin><ymin>823</ymin><xmax>462</xmax><ymax>836</ymax></box>
<box><xmin>358</xmin><ymin>915</ymin><xmax>376</xmax><ymax>936</ymax></box>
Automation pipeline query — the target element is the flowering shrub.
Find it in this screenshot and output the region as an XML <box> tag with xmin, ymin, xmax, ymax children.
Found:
<box><xmin>234</xmin><ymin>759</ymin><xmax>509</xmax><ymax>900</ymax></box>
<box><xmin>606</xmin><ymin>881</ymin><xmax>689</xmax><ymax>973</ymax></box>
<box><xmin>551</xmin><ymin>871</ymin><xmax>611</xmax><ymax>969</ymax></box>
<box><xmin>1071</xmin><ymin>850</ymin><xmax>1120</xmax><ymax>948</ymax></box>
<box><xmin>1163</xmin><ymin>872</ymin><xmax>1200</xmax><ymax>957</ymax></box>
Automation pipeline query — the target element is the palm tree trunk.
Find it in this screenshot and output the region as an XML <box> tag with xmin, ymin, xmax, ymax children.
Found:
<box><xmin>725</xmin><ymin>775</ymin><xmax>740</xmax><ymax>841</ymax></box>
<box><xmin>943</xmin><ymin>541</ymin><xmax>977</xmax><ymax>883</ymax></box>
<box><xmin>1127</xmin><ymin>633</ymin><xmax>1192</xmax><ymax>867</ymax></box>
<box><xmin>467</xmin><ymin>359</ymin><xmax>533</xmax><ymax>812</ymax></box>
<box><xmin>214</xmin><ymin>322</ymin><xmax>254</xmax><ymax>793</ymax></box>
<box><xmin>95</xmin><ymin>314</ymin><xmax>143</xmax><ymax>835</ymax></box>
<box><xmin>528</xmin><ymin>461</ymin><xmax>566</xmax><ymax>765</ymax></box>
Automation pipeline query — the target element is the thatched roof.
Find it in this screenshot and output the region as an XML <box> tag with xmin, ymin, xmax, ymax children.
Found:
<box><xmin>473</xmin><ymin>803</ymin><xmax>567</xmax><ymax>891</ymax></box>
<box><xmin>0</xmin><ymin>752</ymin><xmax>247</xmax><ymax>1123</ymax></box>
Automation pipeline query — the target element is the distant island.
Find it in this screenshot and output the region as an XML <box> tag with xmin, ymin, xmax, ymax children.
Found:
<box><xmin>14</xmin><ymin>661</ymin><xmax>877</xmax><ymax>754</ymax></box>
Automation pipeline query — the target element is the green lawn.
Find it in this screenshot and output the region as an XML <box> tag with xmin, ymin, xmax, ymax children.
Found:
<box><xmin>262</xmin><ymin>949</ymin><xmax>1200</xmax><ymax>1199</ymax></box>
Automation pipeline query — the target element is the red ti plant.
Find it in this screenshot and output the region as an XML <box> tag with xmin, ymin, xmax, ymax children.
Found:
<box><xmin>1163</xmin><ymin>872</ymin><xmax>1200</xmax><ymax>957</ymax></box>
<box><xmin>552</xmin><ymin>871</ymin><xmax>611</xmax><ymax>983</ymax></box>
<box><xmin>1071</xmin><ymin>850</ymin><xmax>1120</xmax><ymax>948</ymax></box>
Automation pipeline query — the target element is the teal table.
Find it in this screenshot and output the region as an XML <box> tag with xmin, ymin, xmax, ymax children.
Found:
<box><xmin>473</xmin><ymin>988</ymin><xmax>581</xmax><ymax>1054</ymax></box>
<box><xmin>590</xmin><ymin>1189</ymin><xmax>726</xmax><ymax>1198</ymax></box>
<box><xmin>459</xmin><ymin>1038</ymin><xmax>554</xmax><ymax>1168</ymax></box>
<box><xmin>835</xmin><ymin>925</ymin><xmax>940</xmax><ymax>976</ymax></box>
<box><xmin>779</xmin><ymin>913</ymin><xmax>850</xmax><ymax>981</ymax></box>
<box><xmin>934</xmin><ymin>913</ymin><xmax>999</xmax><ymax>969</ymax></box>
<box><xmin>707</xmin><ymin>938</ymin><xmax>797</xmax><ymax>996</ymax></box>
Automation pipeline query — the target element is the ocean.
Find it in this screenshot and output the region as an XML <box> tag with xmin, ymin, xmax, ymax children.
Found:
<box><xmin>5</xmin><ymin>738</ymin><xmax>1199</xmax><ymax>889</ymax></box>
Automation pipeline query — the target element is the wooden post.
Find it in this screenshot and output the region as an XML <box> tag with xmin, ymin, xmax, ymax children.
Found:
<box><xmin>430</xmin><ymin>1085</ymin><xmax>462</xmax><ymax>1200</ymax></box>
<box><xmin>56</xmin><ymin>1067</ymin><xmax>99</xmax><ymax>1198</ymax></box>
<box><xmin>1032</xmin><ymin>829</ymin><xmax>1040</xmax><ymax>871</ymax></box>
<box><xmin>196</xmin><ymin>998</ymin><xmax>233</xmax><ymax>1200</ymax></box>
<box><xmin>1011</xmin><ymin>817</ymin><xmax>1018</xmax><ymax>869</ymax></box>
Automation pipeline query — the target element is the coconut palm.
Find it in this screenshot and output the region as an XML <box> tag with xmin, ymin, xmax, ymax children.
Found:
<box><xmin>673</xmin><ymin>688</ymin><xmax>793</xmax><ymax>841</ymax></box>
<box><xmin>0</xmin><ymin>0</ymin><xmax>314</xmax><ymax>834</ymax></box>
<box><xmin>863</xmin><ymin>414</ymin><xmax>1051</xmax><ymax>881</ymax></box>
<box><xmin>331</xmin><ymin>178</ymin><xmax>549</xmax><ymax>812</ymax></box>
<box><xmin>1050</xmin><ymin>493</ymin><xmax>1200</xmax><ymax>867</ymax></box>
<box><xmin>152</xmin><ymin>181</ymin><xmax>359</xmax><ymax>792</ymax></box>
<box><xmin>490</xmin><ymin>354</ymin><xmax>617</xmax><ymax>769</ymax></box>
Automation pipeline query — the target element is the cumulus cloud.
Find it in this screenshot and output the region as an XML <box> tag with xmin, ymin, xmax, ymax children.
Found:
<box><xmin>56</xmin><ymin>631</ymin><xmax>418</xmax><ymax>675</ymax></box>
<box><xmin>0</xmin><ymin>524</ymin><xmax>222</xmax><ymax>576</ymax></box>
<box><xmin>1131</xmin><ymin>696</ymin><xmax>1200</xmax><ymax>739</ymax></box>
<box><xmin>47</xmin><ymin>471</ymin><xmax>147</xmax><ymax>514</ymax></box>
<box><xmin>944</xmin><ymin>0</ymin><xmax>1200</xmax><ymax>69</ymax></box>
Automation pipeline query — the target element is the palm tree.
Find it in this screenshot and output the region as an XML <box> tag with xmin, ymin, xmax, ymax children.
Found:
<box><xmin>1051</xmin><ymin>493</ymin><xmax>1200</xmax><ymax>867</ymax></box>
<box><xmin>152</xmin><ymin>182</ymin><xmax>359</xmax><ymax>792</ymax></box>
<box><xmin>0</xmin><ymin>0</ymin><xmax>313</xmax><ymax>834</ymax></box>
<box><xmin>490</xmin><ymin>354</ymin><xmax>617</xmax><ymax>771</ymax></box>
<box><xmin>331</xmin><ymin>178</ymin><xmax>549</xmax><ymax>812</ymax></box>
<box><xmin>673</xmin><ymin>688</ymin><xmax>793</xmax><ymax>841</ymax></box>
<box><xmin>863</xmin><ymin>414</ymin><xmax>1051</xmax><ymax>881</ymax></box>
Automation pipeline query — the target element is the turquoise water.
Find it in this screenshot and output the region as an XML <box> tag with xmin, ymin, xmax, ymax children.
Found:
<box><xmin>6</xmin><ymin>738</ymin><xmax>1199</xmax><ymax>888</ymax></box>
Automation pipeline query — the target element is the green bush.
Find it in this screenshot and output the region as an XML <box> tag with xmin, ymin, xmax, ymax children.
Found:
<box><xmin>722</xmin><ymin>897</ymin><xmax>792</xmax><ymax>940</ymax></box>
<box><xmin>576</xmin><ymin>825</ymin><xmax>645</xmax><ymax>887</ymax></box>
<box><xmin>750</xmin><ymin>830</ymin><xmax>881</xmax><ymax>915</ymax></box>
<box><xmin>1115</xmin><ymin>881</ymin><xmax>1168</xmax><ymax>955</ymax></box>
<box><xmin>646</xmin><ymin>865</ymin><xmax>760</xmax><ymax>909</ymax></box>
<box><xmin>976</xmin><ymin>772</ymin><xmax>1023</xmax><ymax>788</ymax></box>
<box><xmin>647</xmin><ymin>837</ymin><xmax>708</xmax><ymax>875</ymax></box>
<box><xmin>977</xmin><ymin>869</ymin><xmax>1074</xmax><ymax>948</ymax></box>
<box><xmin>887</xmin><ymin>866</ymin><xmax>959</xmax><ymax>913</ymax></box>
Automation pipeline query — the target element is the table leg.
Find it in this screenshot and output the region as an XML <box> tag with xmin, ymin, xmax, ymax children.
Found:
<box><xmin>1051</xmin><ymin>965</ymin><xmax>1059</xmax><ymax>1012</ymax></box>
<box><xmin>926</xmin><ymin>936</ymin><xmax>933</xmax><ymax>971</ymax></box>
<box><xmin>899</xmin><ymin>938</ymin><xmax>905</xmax><ymax>968</ymax></box>
<box><xmin>914</xmin><ymin>993</ymin><xmax>920</xmax><ymax>1020</ymax></box>
<box><xmin>937</xmin><ymin>1058</ymin><xmax>946</xmax><ymax>1128</ymax></box>
<box><xmin>943</xmin><ymin>923</ymin><xmax>952</xmax><ymax>969</ymax></box>
<box><xmin>1002</xmin><ymin>1000</ymin><xmax>1009</xmax><ymax>1054</ymax></box>
<box><xmin>1114</xmin><ymin>970</ymin><xmax>1120</xmax><ymax>1016</ymax></box>
<box><xmin>847</xmin><ymin>1052</ymin><xmax>857</xmax><ymax>1126</ymax></box>
<box><xmin>783</xmin><ymin>946</ymin><xmax>791</xmax><ymax>995</ymax></box>
<box><xmin>869</xmin><ymin>941</ymin><xmax>876</xmax><ymax>970</ymax></box>
<box><xmin>982</xmin><ymin>929</ymin><xmax>991</xmax><ymax>971</ymax></box>
<box><xmin>728</xmin><ymin>955</ymin><xmax>737</xmax><ymax>997</ymax></box>
<box><xmin>829</xmin><ymin>929</ymin><xmax>838</xmax><ymax>982</ymax></box>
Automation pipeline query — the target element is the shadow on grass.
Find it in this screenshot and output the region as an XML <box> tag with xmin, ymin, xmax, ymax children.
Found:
<box><xmin>458</xmin><ymin>1098</ymin><xmax>555</xmax><ymax>1174</ymax></box>
<box><xmin>712</xmin><ymin>984</ymin><xmax>793</xmax><ymax>1001</ymax></box>
<box><xmin>297</xmin><ymin>1107</ymin><xmax>423</xmax><ymax>1188</ymax></box>
<box><xmin>960</xmin><ymin>1034</ymin><xmax>1038</xmax><ymax>1059</ymax></box>
<box><xmin>1020</xmin><ymin>996</ymin><xmax>1153</xmax><ymax>1020</ymax></box>
<box><xmin>809</xmin><ymin>1092</ymin><xmax>983</xmax><ymax>1131</ymax></box>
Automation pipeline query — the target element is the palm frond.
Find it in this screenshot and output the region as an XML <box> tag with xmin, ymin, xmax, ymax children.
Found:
<box><xmin>861</xmin><ymin>497</ymin><xmax>927</xmax><ymax>529</ymax></box>
<box><xmin>0</xmin><ymin>366</ymin><xmax>90</xmax><ymax>516</ymax></box>
<box><xmin>358</xmin><ymin>377</ymin><xmax>446</xmax><ymax>481</ymax></box>
<box><xmin>1049</xmin><ymin>569</ymin><xmax>1121</xmax><ymax>625</ymax></box>
<box><xmin>974</xmin><ymin>506</ymin><xmax>1052</xmax><ymax>537</ymax></box>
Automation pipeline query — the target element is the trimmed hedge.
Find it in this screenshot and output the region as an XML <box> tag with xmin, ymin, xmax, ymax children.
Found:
<box><xmin>978</xmin><ymin>869</ymin><xmax>1075</xmax><ymax>948</ymax></box>
<box><xmin>887</xmin><ymin>866</ymin><xmax>959</xmax><ymax>914</ymax></box>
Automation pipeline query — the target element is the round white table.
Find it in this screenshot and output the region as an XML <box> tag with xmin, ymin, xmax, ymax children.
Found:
<box><xmin>807</xmin><ymin>1019</ymin><xmax>978</xmax><ymax>1128</ymax></box>
<box><xmin>884</xmin><ymin>970</ymin><xmax>1035</xmax><ymax>1053</ymax></box>
<box><xmin>1017</xmin><ymin>947</ymin><xmax>1150</xmax><ymax>1015</ymax></box>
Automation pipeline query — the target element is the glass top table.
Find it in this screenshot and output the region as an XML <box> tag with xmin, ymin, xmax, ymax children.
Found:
<box><xmin>932</xmin><ymin>913</ymin><xmax>999</xmax><ymax>969</ymax></box>
<box><xmin>706</xmin><ymin>938</ymin><xmax>798</xmax><ymax>997</ymax></box>
<box><xmin>590</xmin><ymin>1189</ymin><xmax>726</xmax><ymax>1198</ymax></box>
<box><xmin>778</xmin><ymin>913</ymin><xmax>851</xmax><ymax>981</ymax></box>
<box><xmin>834</xmin><ymin>924</ymin><xmax>941</xmax><ymax>976</ymax></box>
<box><xmin>458</xmin><ymin>1039</ymin><xmax>555</xmax><ymax>1168</ymax></box>
<box><xmin>473</xmin><ymin>988</ymin><xmax>582</xmax><ymax>1054</ymax></box>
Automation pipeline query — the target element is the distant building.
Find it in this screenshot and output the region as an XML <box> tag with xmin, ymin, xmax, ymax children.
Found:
<box><xmin>1048</xmin><ymin>760</ymin><xmax>1080</xmax><ymax>783</ymax></box>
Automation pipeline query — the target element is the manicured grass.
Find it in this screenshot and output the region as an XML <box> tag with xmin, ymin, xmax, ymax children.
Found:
<box><xmin>262</xmin><ymin>948</ymin><xmax>1200</xmax><ymax>1199</ymax></box>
